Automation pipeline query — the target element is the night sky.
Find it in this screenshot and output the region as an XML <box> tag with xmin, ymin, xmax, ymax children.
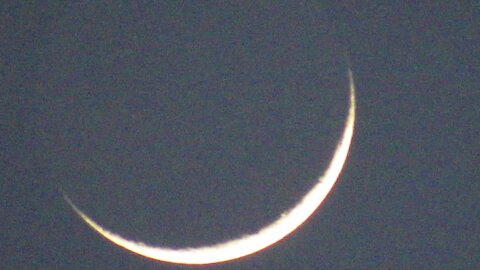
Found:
<box><xmin>2</xmin><ymin>2</ymin><xmax>479</xmax><ymax>269</ymax></box>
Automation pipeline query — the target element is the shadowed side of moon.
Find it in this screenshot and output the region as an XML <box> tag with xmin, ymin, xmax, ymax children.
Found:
<box><xmin>63</xmin><ymin>68</ymin><xmax>356</xmax><ymax>265</ymax></box>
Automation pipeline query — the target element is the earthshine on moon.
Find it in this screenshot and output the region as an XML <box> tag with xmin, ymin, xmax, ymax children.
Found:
<box><xmin>63</xmin><ymin>69</ymin><xmax>356</xmax><ymax>265</ymax></box>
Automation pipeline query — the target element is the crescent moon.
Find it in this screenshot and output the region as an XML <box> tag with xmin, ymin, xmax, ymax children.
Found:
<box><xmin>63</xmin><ymin>68</ymin><xmax>356</xmax><ymax>265</ymax></box>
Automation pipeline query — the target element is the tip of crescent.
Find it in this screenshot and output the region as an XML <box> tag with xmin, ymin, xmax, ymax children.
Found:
<box><xmin>347</xmin><ymin>68</ymin><xmax>356</xmax><ymax>110</ymax></box>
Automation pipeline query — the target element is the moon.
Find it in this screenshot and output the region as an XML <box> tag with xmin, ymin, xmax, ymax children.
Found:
<box><xmin>63</xmin><ymin>68</ymin><xmax>356</xmax><ymax>265</ymax></box>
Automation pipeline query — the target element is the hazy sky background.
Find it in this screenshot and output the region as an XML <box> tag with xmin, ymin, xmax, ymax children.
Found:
<box><xmin>2</xmin><ymin>2</ymin><xmax>478</xmax><ymax>269</ymax></box>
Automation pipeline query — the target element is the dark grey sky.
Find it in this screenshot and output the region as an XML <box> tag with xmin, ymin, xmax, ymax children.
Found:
<box><xmin>2</xmin><ymin>2</ymin><xmax>478</xmax><ymax>269</ymax></box>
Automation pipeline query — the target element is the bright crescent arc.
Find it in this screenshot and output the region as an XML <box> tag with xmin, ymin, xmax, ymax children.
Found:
<box><xmin>63</xmin><ymin>69</ymin><xmax>356</xmax><ymax>265</ymax></box>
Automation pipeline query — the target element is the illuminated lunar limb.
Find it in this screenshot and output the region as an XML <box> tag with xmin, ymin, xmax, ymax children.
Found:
<box><xmin>64</xmin><ymin>69</ymin><xmax>356</xmax><ymax>265</ymax></box>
